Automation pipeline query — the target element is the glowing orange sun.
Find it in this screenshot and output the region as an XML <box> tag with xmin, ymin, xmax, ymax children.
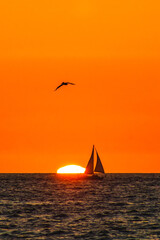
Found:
<box><xmin>57</xmin><ymin>165</ymin><xmax>85</xmax><ymax>174</ymax></box>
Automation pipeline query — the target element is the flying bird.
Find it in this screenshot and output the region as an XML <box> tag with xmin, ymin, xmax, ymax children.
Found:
<box><xmin>55</xmin><ymin>82</ymin><xmax>75</xmax><ymax>91</ymax></box>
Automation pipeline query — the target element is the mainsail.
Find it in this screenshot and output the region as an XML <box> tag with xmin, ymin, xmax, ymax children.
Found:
<box><xmin>85</xmin><ymin>145</ymin><xmax>105</xmax><ymax>174</ymax></box>
<box><xmin>84</xmin><ymin>146</ymin><xmax>94</xmax><ymax>174</ymax></box>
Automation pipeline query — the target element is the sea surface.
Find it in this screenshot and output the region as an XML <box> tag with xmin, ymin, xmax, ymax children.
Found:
<box><xmin>0</xmin><ymin>174</ymin><xmax>159</xmax><ymax>240</ymax></box>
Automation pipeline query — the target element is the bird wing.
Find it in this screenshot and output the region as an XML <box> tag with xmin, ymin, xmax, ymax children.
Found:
<box><xmin>66</xmin><ymin>82</ymin><xmax>75</xmax><ymax>85</ymax></box>
<box><xmin>55</xmin><ymin>82</ymin><xmax>64</xmax><ymax>91</ymax></box>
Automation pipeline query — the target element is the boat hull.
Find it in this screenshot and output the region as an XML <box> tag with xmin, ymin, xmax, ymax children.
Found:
<box><xmin>84</xmin><ymin>173</ymin><xmax>106</xmax><ymax>179</ymax></box>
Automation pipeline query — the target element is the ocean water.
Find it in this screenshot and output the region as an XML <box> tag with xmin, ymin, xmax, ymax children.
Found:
<box><xmin>0</xmin><ymin>174</ymin><xmax>159</xmax><ymax>240</ymax></box>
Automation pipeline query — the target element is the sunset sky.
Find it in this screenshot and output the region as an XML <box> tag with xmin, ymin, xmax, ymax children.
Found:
<box><xmin>1</xmin><ymin>0</ymin><xmax>160</xmax><ymax>173</ymax></box>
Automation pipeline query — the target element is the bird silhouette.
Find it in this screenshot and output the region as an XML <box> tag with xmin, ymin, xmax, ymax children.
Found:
<box><xmin>55</xmin><ymin>82</ymin><xmax>75</xmax><ymax>91</ymax></box>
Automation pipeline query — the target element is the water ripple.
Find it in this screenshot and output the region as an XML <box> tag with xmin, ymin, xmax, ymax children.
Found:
<box><xmin>0</xmin><ymin>173</ymin><xmax>159</xmax><ymax>239</ymax></box>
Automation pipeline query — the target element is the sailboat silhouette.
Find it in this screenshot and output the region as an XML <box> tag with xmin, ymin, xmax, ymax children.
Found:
<box><xmin>85</xmin><ymin>145</ymin><xmax>105</xmax><ymax>177</ymax></box>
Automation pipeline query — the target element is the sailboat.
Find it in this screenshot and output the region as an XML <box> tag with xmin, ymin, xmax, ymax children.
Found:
<box><xmin>84</xmin><ymin>145</ymin><xmax>105</xmax><ymax>178</ymax></box>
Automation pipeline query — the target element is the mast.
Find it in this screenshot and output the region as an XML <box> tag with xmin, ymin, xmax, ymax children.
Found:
<box><xmin>85</xmin><ymin>145</ymin><xmax>94</xmax><ymax>174</ymax></box>
<box><xmin>94</xmin><ymin>150</ymin><xmax>105</xmax><ymax>173</ymax></box>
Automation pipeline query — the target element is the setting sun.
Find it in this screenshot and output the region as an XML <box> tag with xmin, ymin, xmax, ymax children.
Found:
<box><xmin>57</xmin><ymin>165</ymin><xmax>85</xmax><ymax>174</ymax></box>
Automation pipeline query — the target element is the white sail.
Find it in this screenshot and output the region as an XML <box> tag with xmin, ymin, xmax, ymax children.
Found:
<box><xmin>85</xmin><ymin>146</ymin><xmax>94</xmax><ymax>174</ymax></box>
<box><xmin>94</xmin><ymin>151</ymin><xmax>105</xmax><ymax>173</ymax></box>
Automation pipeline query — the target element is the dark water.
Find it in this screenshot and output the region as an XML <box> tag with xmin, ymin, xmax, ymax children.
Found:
<box><xmin>0</xmin><ymin>174</ymin><xmax>159</xmax><ymax>239</ymax></box>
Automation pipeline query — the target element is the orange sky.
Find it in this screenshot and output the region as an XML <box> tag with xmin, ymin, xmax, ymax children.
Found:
<box><xmin>0</xmin><ymin>0</ymin><xmax>160</xmax><ymax>172</ymax></box>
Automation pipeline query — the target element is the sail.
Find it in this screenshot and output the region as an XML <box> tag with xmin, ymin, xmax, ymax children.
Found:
<box><xmin>85</xmin><ymin>146</ymin><xmax>94</xmax><ymax>174</ymax></box>
<box><xmin>94</xmin><ymin>151</ymin><xmax>105</xmax><ymax>173</ymax></box>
